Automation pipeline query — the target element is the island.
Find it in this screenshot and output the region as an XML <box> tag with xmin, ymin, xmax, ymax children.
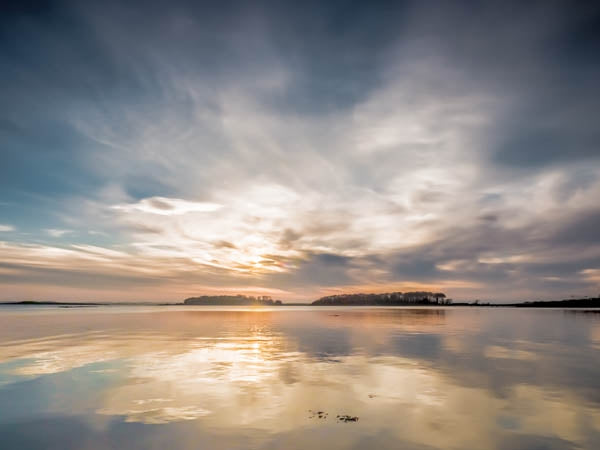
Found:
<box><xmin>183</xmin><ymin>295</ymin><xmax>282</xmax><ymax>306</ymax></box>
<box><xmin>311</xmin><ymin>291</ymin><xmax>451</xmax><ymax>306</ymax></box>
<box><xmin>310</xmin><ymin>293</ymin><xmax>600</xmax><ymax>308</ymax></box>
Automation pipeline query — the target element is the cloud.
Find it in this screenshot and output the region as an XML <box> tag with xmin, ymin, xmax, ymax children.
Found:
<box><xmin>45</xmin><ymin>229</ymin><xmax>72</xmax><ymax>237</ymax></box>
<box><xmin>113</xmin><ymin>197</ymin><xmax>222</xmax><ymax>216</ymax></box>
<box><xmin>0</xmin><ymin>225</ymin><xmax>15</xmax><ymax>232</ymax></box>
<box><xmin>0</xmin><ymin>0</ymin><xmax>599</xmax><ymax>301</ymax></box>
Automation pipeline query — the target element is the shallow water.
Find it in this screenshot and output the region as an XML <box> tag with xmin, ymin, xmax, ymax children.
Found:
<box><xmin>0</xmin><ymin>306</ymin><xmax>599</xmax><ymax>449</ymax></box>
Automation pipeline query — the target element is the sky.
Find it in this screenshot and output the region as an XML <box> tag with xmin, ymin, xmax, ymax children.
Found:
<box><xmin>1</xmin><ymin>0</ymin><xmax>599</xmax><ymax>303</ymax></box>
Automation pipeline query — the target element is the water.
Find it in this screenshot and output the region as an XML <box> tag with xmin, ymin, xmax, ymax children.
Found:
<box><xmin>1</xmin><ymin>306</ymin><xmax>599</xmax><ymax>449</ymax></box>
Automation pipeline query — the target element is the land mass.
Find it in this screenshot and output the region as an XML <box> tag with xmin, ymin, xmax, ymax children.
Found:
<box><xmin>312</xmin><ymin>291</ymin><xmax>450</xmax><ymax>306</ymax></box>
<box><xmin>311</xmin><ymin>292</ymin><xmax>600</xmax><ymax>308</ymax></box>
<box><xmin>2</xmin><ymin>296</ymin><xmax>599</xmax><ymax>308</ymax></box>
<box><xmin>0</xmin><ymin>300</ymin><xmax>106</xmax><ymax>305</ymax></box>
<box><xmin>505</xmin><ymin>298</ymin><xmax>600</xmax><ymax>308</ymax></box>
<box><xmin>183</xmin><ymin>295</ymin><xmax>282</xmax><ymax>306</ymax></box>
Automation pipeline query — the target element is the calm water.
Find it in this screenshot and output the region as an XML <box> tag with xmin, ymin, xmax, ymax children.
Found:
<box><xmin>1</xmin><ymin>306</ymin><xmax>599</xmax><ymax>449</ymax></box>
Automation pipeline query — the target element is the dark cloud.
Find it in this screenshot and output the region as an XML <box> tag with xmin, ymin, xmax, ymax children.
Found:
<box><xmin>149</xmin><ymin>199</ymin><xmax>174</xmax><ymax>210</ymax></box>
<box><xmin>213</xmin><ymin>240</ymin><xmax>237</xmax><ymax>249</ymax></box>
<box><xmin>550</xmin><ymin>208</ymin><xmax>600</xmax><ymax>245</ymax></box>
<box><xmin>492</xmin><ymin>106</ymin><xmax>600</xmax><ymax>168</ymax></box>
<box><xmin>279</xmin><ymin>228</ymin><xmax>302</xmax><ymax>250</ymax></box>
<box><xmin>270</xmin><ymin>252</ymin><xmax>354</xmax><ymax>289</ymax></box>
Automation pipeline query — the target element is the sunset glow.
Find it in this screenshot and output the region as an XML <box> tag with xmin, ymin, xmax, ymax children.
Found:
<box><xmin>1</xmin><ymin>1</ymin><xmax>599</xmax><ymax>303</ymax></box>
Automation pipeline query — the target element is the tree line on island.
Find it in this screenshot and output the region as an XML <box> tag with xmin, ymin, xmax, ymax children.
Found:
<box><xmin>311</xmin><ymin>291</ymin><xmax>451</xmax><ymax>305</ymax></box>
<box><xmin>184</xmin><ymin>295</ymin><xmax>282</xmax><ymax>305</ymax></box>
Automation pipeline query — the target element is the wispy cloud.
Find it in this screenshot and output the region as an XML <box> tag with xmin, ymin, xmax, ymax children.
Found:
<box><xmin>0</xmin><ymin>0</ymin><xmax>599</xmax><ymax>301</ymax></box>
<box><xmin>113</xmin><ymin>197</ymin><xmax>222</xmax><ymax>216</ymax></box>
<box><xmin>45</xmin><ymin>229</ymin><xmax>73</xmax><ymax>238</ymax></box>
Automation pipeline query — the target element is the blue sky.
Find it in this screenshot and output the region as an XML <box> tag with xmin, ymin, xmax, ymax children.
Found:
<box><xmin>1</xmin><ymin>0</ymin><xmax>600</xmax><ymax>302</ymax></box>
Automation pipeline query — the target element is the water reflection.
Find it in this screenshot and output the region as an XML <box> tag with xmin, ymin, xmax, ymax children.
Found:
<box><xmin>0</xmin><ymin>307</ymin><xmax>599</xmax><ymax>449</ymax></box>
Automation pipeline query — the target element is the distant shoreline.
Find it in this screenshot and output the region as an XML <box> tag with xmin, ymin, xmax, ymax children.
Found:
<box><xmin>1</xmin><ymin>297</ymin><xmax>599</xmax><ymax>308</ymax></box>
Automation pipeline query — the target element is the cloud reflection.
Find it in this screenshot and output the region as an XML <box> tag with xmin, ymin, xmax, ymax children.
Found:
<box><xmin>0</xmin><ymin>307</ymin><xmax>599</xmax><ymax>449</ymax></box>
